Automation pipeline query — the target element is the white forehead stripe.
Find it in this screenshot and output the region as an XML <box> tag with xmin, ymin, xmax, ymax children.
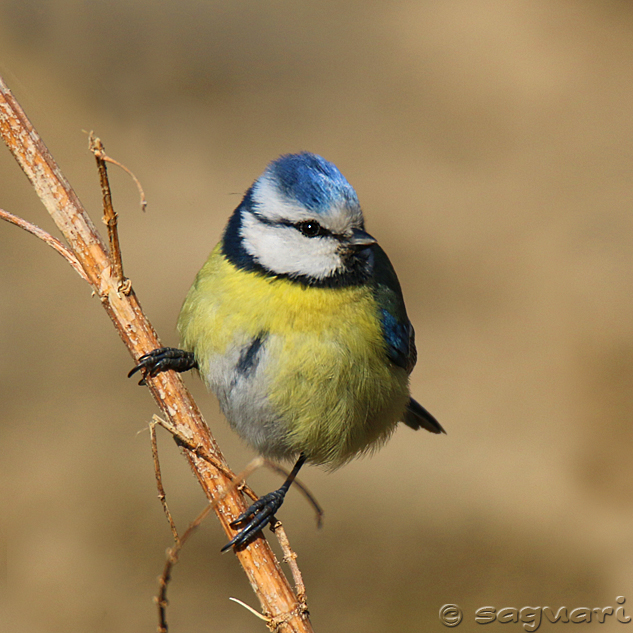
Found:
<box><xmin>253</xmin><ymin>174</ymin><xmax>363</xmax><ymax>235</ymax></box>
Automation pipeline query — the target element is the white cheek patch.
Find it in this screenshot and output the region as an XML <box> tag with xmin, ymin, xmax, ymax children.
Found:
<box><xmin>241</xmin><ymin>212</ymin><xmax>342</xmax><ymax>279</ymax></box>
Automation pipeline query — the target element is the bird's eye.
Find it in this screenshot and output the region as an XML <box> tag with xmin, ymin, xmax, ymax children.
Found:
<box><xmin>296</xmin><ymin>221</ymin><xmax>324</xmax><ymax>238</ymax></box>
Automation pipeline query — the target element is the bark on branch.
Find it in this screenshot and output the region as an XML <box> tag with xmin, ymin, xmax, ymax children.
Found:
<box><xmin>0</xmin><ymin>75</ymin><xmax>313</xmax><ymax>632</ymax></box>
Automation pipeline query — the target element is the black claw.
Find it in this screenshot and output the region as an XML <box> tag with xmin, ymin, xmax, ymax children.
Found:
<box><xmin>221</xmin><ymin>453</ymin><xmax>307</xmax><ymax>553</ymax></box>
<box><xmin>221</xmin><ymin>489</ymin><xmax>287</xmax><ymax>552</ymax></box>
<box><xmin>127</xmin><ymin>347</ymin><xmax>198</xmax><ymax>385</ymax></box>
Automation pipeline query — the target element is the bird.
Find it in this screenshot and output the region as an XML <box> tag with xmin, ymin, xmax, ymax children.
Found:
<box><xmin>129</xmin><ymin>152</ymin><xmax>445</xmax><ymax>551</ymax></box>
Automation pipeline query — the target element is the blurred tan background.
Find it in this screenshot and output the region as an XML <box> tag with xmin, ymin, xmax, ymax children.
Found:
<box><xmin>2</xmin><ymin>1</ymin><xmax>633</xmax><ymax>631</ymax></box>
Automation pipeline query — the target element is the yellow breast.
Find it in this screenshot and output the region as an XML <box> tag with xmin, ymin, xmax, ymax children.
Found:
<box><xmin>178</xmin><ymin>245</ymin><xmax>410</xmax><ymax>466</ymax></box>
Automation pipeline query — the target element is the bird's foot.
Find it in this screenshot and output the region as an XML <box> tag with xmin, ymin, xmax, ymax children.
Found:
<box><xmin>221</xmin><ymin>487</ymin><xmax>287</xmax><ymax>552</ymax></box>
<box><xmin>127</xmin><ymin>347</ymin><xmax>197</xmax><ymax>385</ymax></box>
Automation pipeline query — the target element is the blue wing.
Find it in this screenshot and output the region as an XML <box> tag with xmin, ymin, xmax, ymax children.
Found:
<box><xmin>379</xmin><ymin>308</ymin><xmax>416</xmax><ymax>371</ymax></box>
<box><xmin>370</xmin><ymin>244</ymin><xmax>417</xmax><ymax>373</ymax></box>
<box><xmin>370</xmin><ymin>245</ymin><xmax>446</xmax><ymax>435</ymax></box>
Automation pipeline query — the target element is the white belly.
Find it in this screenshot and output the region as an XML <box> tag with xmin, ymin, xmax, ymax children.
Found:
<box><xmin>202</xmin><ymin>332</ymin><xmax>294</xmax><ymax>460</ymax></box>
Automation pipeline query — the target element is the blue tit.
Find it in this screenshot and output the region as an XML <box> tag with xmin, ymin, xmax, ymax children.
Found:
<box><xmin>130</xmin><ymin>152</ymin><xmax>445</xmax><ymax>551</ymax></box>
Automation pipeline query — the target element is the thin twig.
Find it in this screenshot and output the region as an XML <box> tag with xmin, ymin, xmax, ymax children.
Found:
<box><xmin>229</xmin><ymin>597</ymin><xmax>271</xmax><ymax>622</ymax></box>
<box><xmin>150</xmin><ymin>414</ymin><xmax>306</xmax><ymax>607</ymax></box>
<box><xmin>270</xmin><ymin>520</ymin><xmax>309</xmax><ymax>611</ymax></box>
<box><xmin>156</xmin><ymin>458</ymin><xmax>266</xmax><ymax>632</ymax></box>
<box><xmin>150</xmin><ymin>419</ymin><xmax>180</xmax><ymax>543</ymax></box>
<box><xmin>87</xmin><ymin>130</ymin><xmax>147</xmax><ymax>212</ymax></box>
<box><xmin>151</xmin><ymin>414</ymin><xmax>259</xmax><ymax>503</ymax></box>
<box><xmin>0</xmin><ymin>207</ymin><xmax>89</xmax><ymax>282</ymax></box>
<box><xmin>89</xmin><ymin>133</ymin><xmax>130</xmax><ymax>293</ymax></box>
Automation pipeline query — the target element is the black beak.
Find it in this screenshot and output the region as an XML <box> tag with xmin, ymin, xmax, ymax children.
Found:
<box><xmin>349</xmin><ymin>227</ymin><xmax>377</xmax><ymax>250</ymax></box>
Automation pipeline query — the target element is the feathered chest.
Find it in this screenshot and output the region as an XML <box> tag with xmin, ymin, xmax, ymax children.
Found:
<box><xmin>176</xmin><ymin>246</ymin><xmax>411</xmax><ymax>465</ymax></box>
<box><xmin>178</xmin><ymin>245</ymin><xmax>387</xmax><ymax>360</ymax></box>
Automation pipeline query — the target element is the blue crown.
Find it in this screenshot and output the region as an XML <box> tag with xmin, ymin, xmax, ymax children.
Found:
<box><xmin>265</xmin><ymin>152</ymin><xmax>360</xmax><ymax>215</ymax></box>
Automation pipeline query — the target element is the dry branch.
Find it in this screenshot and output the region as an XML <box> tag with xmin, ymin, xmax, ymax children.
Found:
<box><xmin>0</xmin><ymin>207</ymin><xmax>89</xmax><ymax>281</ymax></box>
<box><xmin>156</xmin><ymin>457</ymin><xmax>266</xmax><ymax>633</ymax></box>
<box><xmin>0</xmin><ymin>75</ymin><xmax>313</xmax><ymax>632</ymax></box>
<box><xmin>89</xmin><ymin>133</ymin><xmax>128</xmax><ymax>292</ymax></box>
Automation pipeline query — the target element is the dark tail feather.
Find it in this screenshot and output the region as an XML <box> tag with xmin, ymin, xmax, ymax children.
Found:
<box><xmin>403</xmin><ymin>398</ymin><xmax>446</xmax><ymax>434</ymax></box>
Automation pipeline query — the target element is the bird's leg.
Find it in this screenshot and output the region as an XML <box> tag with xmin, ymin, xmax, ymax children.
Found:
<box><xmin>128</xmin><ymin>347</ymin><xmax>198</xmax><ymax>385</ymax></box>
<box><xmin>221</xmin><ymin>453</ymin><xmax>307</xmax><ymax>552</ymax></box>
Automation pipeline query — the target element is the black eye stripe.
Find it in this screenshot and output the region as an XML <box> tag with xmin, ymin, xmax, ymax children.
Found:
<box><xmin>250</xmin><ymin>211</ymin><xmax>335</xmax><ymax>239</ymax></box>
